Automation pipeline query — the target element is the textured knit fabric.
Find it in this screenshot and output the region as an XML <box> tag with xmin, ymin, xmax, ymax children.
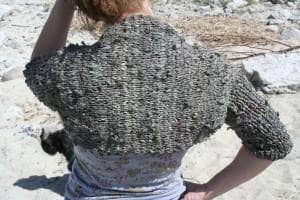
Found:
<box><xmin>64</xmin><ymin>146</ymin><xmax>186</xmax><ymax>200</ymax></box>
<box><xmin>23</xmin><ymin>14</ymin><xmax>293</xmax><ymax>161</ymax></box>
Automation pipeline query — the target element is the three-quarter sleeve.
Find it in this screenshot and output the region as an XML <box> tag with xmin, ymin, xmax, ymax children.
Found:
<box><xmin>23</xmin><ymin>44</ymin><xmax>88</xmax><ymax>112</ymax></box>
<box><xmin>23</xmin><ymin>52</ymin><xmax>62</xmax><ymax>111</ymax></box>
<box><xmin>225</xmin><ymin>66</ymin><xmax>293</xmax><ymax>161</ymax></box>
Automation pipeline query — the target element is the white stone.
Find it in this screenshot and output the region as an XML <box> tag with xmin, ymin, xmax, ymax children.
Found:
<box><xmin>287</xmin><ymin>2</ymin><xmax>296</xmax><ymax>8</ymax></box>
<box><xmin>3</xmin><ymin>37</ymin><xmax>20</xmax><ymax>49</ymax></box>
<box><xmin>0</xmin><ymin>5</ymin><xmax>13</xmax><ymax>20</ymax></box>
<box><xmin>227</xmin><ymin>0</ymin><xmax>248</xmax><ymax>10</ymax></box>
<box><xmin>270</xmin><ymin>7</ymin><xmax>292</xmax><ymax>20</ymax></box>
<box><xmin>0</xmin><ymin>32</ymin><xmax>7</xmax><ymax>45</ymax></box>
<box><xmin>280</xmin><ymin>27</ymin><xmax>300</xmax><ymax>41</ymax></box>
<box><xmin>266</xmin><ymin>25</ymin><xmax>280</xmax><ymax>33</ymax></box>
<box><xmin>247</xmin><ymin>3</ymin><xmax>266</xmax><ymax>13</ymax></box>
<box><xmin>1</xmin><ymin>67</ymin><xmax>24</xmax><ymax>82</ymax></box>
<box><xmin>0</xmin><ymin>105</ymin><xmax>24</xmax><ymax>123</ymax></box>
<box><xmin>243</xmin><ymin>51</ymin><xmax>300</xmax><ymax>91</ymax></box>
<box><xmin>211</xmin><ymin>6</ymin><xmax>224</xmax><ymax>15</ymax></box>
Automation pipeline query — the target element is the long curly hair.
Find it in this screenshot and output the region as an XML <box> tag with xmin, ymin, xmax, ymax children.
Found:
<box><xmin>72</xmin><ymin>0</ymin><xmax>145</xmax><ymax>24</ymax></box>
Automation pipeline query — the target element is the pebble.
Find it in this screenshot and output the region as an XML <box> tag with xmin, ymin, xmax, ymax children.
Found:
<box><xmin>243</xmin><ymin>51</ymin><xmax>300</xmax><ymax>93</ymax></box>
<box><xmin>280</xmin><ymin>27</ymin><xmax>300</xmax><ymax>41</ymax></box>
<box><xmin>1</xmin><ymin>67</ymin><xmax>24</xmax><ymax>82</ymax></box>
<box><xmin>0</xmin><ymin>32</ymin><xmax>7</xmax><ymax>45</ymax></box>
<box><xmin>3</xmin><ymin>36</ymin><xmax>20</xmax><ymax>49</ymax></box>
<box><xmin>271</xmin><ymin>7</ymin><xmax>292</xmax><ymax>21</ymax></box>
<box><xmin>287</xmin><ymin>2</ymin><xmax>296</xmax><ymax>8</ymax></box>
<box><xmin>266</xmin><ymin>25</ymin><xmax>280</xmax><ymax>32</ymax></box>
<box><xmin>227</xmin><ymin>0</ymin><xmax>248</xmax><ymax>10</ymax></box>
<box><xmin>0</xmin><ymin>5</ymin><xmax>13</xmax><ymax>20</ymax></box>
<box><xmin>0</xmin><ymin>105</ymin><xmax>24</xmax><ymax>122</ymax></box>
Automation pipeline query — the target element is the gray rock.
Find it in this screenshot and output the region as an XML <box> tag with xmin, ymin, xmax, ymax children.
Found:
<box><xmin>227</xmin><ymin>0</ymin><xmax>248</xmax><ymax>10</ymax></box>
<box><xmin>211</xmin><ymin>6</ymin><xmax>225</xmax><ymax>15</ymax></box>
<box><xmin>266</xmin><ymin>25</ymin><xmax>280</xmax><ymax>32</ymax></box>
<box><xmin>0</xmin><ymin>32</ymin><xmax>7</xmax><ymax>45</ymax></box>
<box><xmin>0</xmin><ymin>5</ymin><xmax>13</xmax><ymax>20</ymax></box>
<box><xmin>269</xmin><ymin>0</ymin><xmax>295</xmax><ymax>4</ymax></box>
<box><xmin>3</xmin><ymin>37</ymin><xmax>20</xmax><ymax>49</ymax></box>
<box><xmin>247</xmin><ymin>3</ymin><xmax>266</xmax><ymax>13</ymax></box>
<box><xmin>272</xmin><ymin>7</ymin><xmax>292</xmax><ymax>21</ymax></box>
<box><xmin>244</xmin><ymin>69</ymin><xmax>271</xmax><ymax>91</ymax></box>
<box><xmin>280</xmin><ymin>27</ymin><xmax>300</xmax><ymax>41</ymax></box>
<box><xmin>243</xmin><ymin>51</ymin><xmax>300</xmax><ymax>93</ymax></box>
<box><xmin>287</xmin><ymin>1</ymin><xmax>296</xmax><ymax>8</ymax></box>
<box><xmin>1</xmin><ymin>67</ymin><xmax>24</xmax><ymax>82</ymax></box>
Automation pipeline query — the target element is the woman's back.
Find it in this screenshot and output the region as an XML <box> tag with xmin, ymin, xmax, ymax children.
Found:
<box><xmin>24</xmin><ymin>15</ymin><xmax>236</xmax><ymax>156</ymax></box>
<box><xmin>23</xmin><ymin>10</ymin><xmax>293</xmax><ymax>200</ymax></box>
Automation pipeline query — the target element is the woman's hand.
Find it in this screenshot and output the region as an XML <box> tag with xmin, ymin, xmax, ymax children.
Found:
<box><xmin>182</xmin><ymin>182</ymin><xmax>212</xmax><ymax>200</ymax></box>
<box><xmin>182</xmin><ymin>146</ymin><xmax>272</xmax><ymax>200</ymax></box>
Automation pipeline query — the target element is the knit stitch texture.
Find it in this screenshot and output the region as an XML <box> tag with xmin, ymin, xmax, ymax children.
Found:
<box><xmin>23</xmin><ymin>15</ymin><xmax>293</xmax><ymax>161</ymax></box>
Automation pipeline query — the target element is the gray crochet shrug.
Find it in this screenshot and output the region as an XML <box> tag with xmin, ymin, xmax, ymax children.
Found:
<box><xmin>23</xmin><ymin>15</ymin><xmax>293</xmax><ymax>160</ymax></box>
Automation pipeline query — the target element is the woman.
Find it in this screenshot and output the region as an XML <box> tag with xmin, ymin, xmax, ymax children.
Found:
<box><xmin>23</xmin><ymin>0</ymin><xmax>293</xmax><ymax>199</ymax></box>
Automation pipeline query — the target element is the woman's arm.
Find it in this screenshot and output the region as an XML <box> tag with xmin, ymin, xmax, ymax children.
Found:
<box><xmin>183</xmin><ymin>145</ymin><xmax>272</xmax><ymax>200</ymax></box>
<box><xmin>31</xmin><ymin>0</ymin><xmax>76</xmax><ymax>60</ymax></box>
<box><xmin>24</xmin><ymin>0</ymin><xmax>78</xmax><ymax>111</ymax></box>
<box><xmin>183</xmin><ymin>49</ymin><xmax>292</xmax><ymax>199</ymax></box>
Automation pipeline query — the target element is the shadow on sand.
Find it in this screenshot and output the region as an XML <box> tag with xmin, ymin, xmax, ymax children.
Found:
<box><xmin>13</xmin><ymin>174</ymin><xmax>69</xmax><ymax>196</ymax></box>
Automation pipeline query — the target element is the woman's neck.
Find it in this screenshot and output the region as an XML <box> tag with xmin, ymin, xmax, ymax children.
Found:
<box><xmin>117</xmin><ymin>1</ymin><xmax>153</xmax><ymax>22</ymax></box>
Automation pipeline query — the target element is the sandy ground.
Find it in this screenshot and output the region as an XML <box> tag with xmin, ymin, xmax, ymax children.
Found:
<box><xmin>0</xmin><ymin>0</ymin><xmax>299</xmax><ymax>199</ymax></box>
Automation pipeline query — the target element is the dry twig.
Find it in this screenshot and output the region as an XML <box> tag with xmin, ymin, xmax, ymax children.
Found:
<box><xmin>229</xmin><ymin>45</ymin><xmax>300</xmax><ymax>61</ymax></box>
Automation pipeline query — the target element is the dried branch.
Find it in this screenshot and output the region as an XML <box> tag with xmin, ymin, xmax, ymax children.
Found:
<box><xmin>263</xmin><ymin>37</ymin><xmax>292</xmax><ymax>48</ymax></box>
<box><xmin>229</xmin><ymin>45</ymin><xmax>300</xmax><ymax>61</ymax></box>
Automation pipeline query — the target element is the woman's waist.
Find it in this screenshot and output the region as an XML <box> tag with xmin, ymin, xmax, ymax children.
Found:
<box><xmin>67</xmin><ymin>159</ymin><xmax>186</xmax><ymax>200</ymax></box>
<box><xmin>73</xmin><ymin>145</ymin><xmax>185</xmax><ymax>187</ymax></box>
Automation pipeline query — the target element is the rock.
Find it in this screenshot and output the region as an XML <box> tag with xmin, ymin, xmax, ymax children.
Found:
<box><xmin>227</xmin><ymin>0</ymin><xmax>248</xmax><ymax>10</ymax></box>
<box><xmin>273</xmin><ymin>8</ymin><xmax>292</xmax><ymax>21</ymax></box>
<box><xmin>280</xmin><ymin>27</ymin><xmax>300</xmax><ymax>41</ymax></box>
<box><xmin>247</xmin><ymin>3</ymin><xmax>266</xmax><ymax>13</ymax></box>
<box><xmin>199</xmin><ymin>5</ymin><xmax>211</xmax><ymax>12</ymax></box>
<box><xmin>1</xmin><ymin>67</ymin><xmax>24</xmax><ymax>82</ymax></box>
<box><xmin>0</xmin><ymin>5</ymin><xmax>13</xmax><ymax>20</ymax></box>
<box><xmin>242</xmin><ymin>51</ymin><xmax>300</xmax><ymax>93</ymax></box>
<box><xmin>244</xmin><ymin>69</ymin><xmax>271</xmax><ymax>91</ymax></box>
<box><xmin>0</xmin><ymin>105</ymin><xmax>24</xmax><ymax>124</ymax></box>
<box><xmin>268</xmin><ymin>15</ymin><xmax>276</xmax><ymax>19</ymax></box>
<box><xmin>266</xmin><ymin>25</ymin><xmax>280</xmax><ymax>32</ymax></box>
<box><xmin>266</xmin><ymin>19</ymin><xmax>280</xmax><ymax>25</ymax></box>
<box><xmin>0</xmin><ymin>32</ymin><xmax>7</xmax><ymax>45</ymax></box>
<box><xmin>287</xmin><ymin>1</ymin><xmax>296</xmax><ymax>8</ymax></box>
<box><xmin>0</xmin><ymin>60</ymin><xmax>9</xmax><ymax>78</ymax></box>
<box><xmin>185</xmin><ymin>36</ymin><xmax>204</xmax><ymax>46</ymax></box>
<box><xmin>211</xmin><ymin>6</ymin><xmax>224</xmax><ymax>15</ymax></box>
<box><xmin>42</xmin><ymin>3</ymin><xmax>51</xmax><ymax>12</ymax></box>
<box><xmin>269</xmin><ymin>0</ymin><xmax>291</xmax><ymax>4</ymax></box>
<box><xmin>3</xmin><ymin>36</ymin><xmax>20</xmax><ymax>49</ymax></box>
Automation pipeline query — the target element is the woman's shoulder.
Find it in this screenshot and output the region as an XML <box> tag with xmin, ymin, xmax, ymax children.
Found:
<box><xmin>99</xmin><ymin>14</ymin><xmax>183</xmax><ymax>46</ymax></box>
<box><xmin>23</xmin><ymin>42</ymin><xmax>95</xmax><ymax>111</ymax></box>
<box><xmin>25</xmin><ymin>43</ymin><xmax>91</xmax><ymax>69</ymax></box>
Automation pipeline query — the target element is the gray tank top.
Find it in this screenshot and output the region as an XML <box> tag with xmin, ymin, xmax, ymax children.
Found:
<box><xmin>64</xmin><ymin>146</ymin><xmax>186</xmax><ymax>199</ymax></box>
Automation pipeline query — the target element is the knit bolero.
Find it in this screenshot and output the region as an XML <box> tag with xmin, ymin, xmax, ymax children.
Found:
<box><xmin>23</xmin><ymin>15</ymin><xmax>293</xmax><ymax>160</ymax></box>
